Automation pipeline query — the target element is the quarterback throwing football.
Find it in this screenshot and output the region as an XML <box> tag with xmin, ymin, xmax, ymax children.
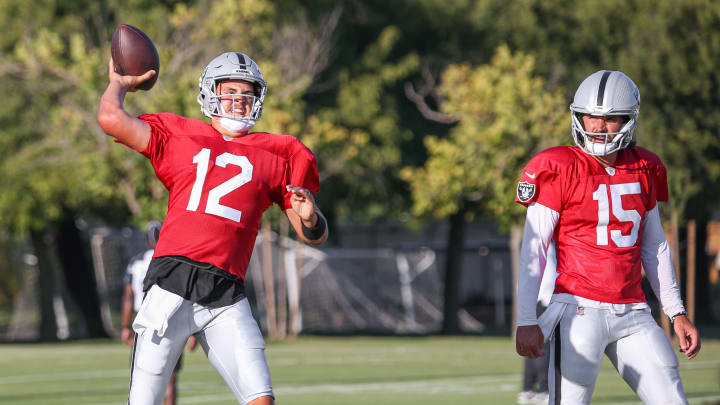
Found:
<box><xmin>515</xmin><ymin>70</ymin><xmax>700</xmax><ymax>404</ymax></box>
<box><xmin>98</xmin><ymin>52</ymin><xmax>328</xmax><ymax>405</ymax></box>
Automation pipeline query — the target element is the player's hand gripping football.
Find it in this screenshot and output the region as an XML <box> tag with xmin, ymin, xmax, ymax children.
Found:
<box><xmin>108</xmin><ymin>58</ymin><xmax>156</xmax><ymax>93</ymax></box>
<box><xmin>516</xmin><ymin>325</ymin><xmax>545</xmax><ymax>358</ymax></box>
<box><xmin>672</xmin><ymin>315</ymin><xmax>701</xmax><ymax>359</ymax></box>
<box><xmin>286</xmin><ymin>185</ymin><xmax>318</xmax><ymax>225</ymax></box>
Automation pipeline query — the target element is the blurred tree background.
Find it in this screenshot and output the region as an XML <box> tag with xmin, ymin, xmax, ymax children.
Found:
<box><xmin>0</xmin><ymin>0</ymin><xmax>718</xmax><ymax>338</ymax></box>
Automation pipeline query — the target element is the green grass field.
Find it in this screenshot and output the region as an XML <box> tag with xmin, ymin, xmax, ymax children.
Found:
<box><xmin>0</xmin><ymin>336</ymin><xmax>718</xmax><ymax>405</ymax></box>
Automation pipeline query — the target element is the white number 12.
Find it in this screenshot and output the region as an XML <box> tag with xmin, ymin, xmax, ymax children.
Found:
<box><xmin>186</xmin><ymin>148</ymin><xmax>253</xmax><ymax>222</ymax></box>
<box><xmin>592</xmin><ymin>182</ymin><xmax>641</xmax><ymax>247</ymax></box>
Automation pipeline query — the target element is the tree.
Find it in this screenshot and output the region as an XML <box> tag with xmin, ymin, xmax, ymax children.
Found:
<box><xmin>0</xmin><ymin>0</ymin><xmax>420</xmax><ymax>337</ymax></box>
<box><xmin>0</xmin><ymin>0</ymin><xmax>126</xmax><ymax>339</ymax></box>
<box><xmin>299</xmin><ymin>25</ymin><xmax>419</xmax><ymax>226</ymax></box>
<box><xmin>402</xmin><ymin>46</ymin><xmax>567</xmax><ymax>333</ymax></box>
<box><xmin>0</xmin><ymin>0</ymin><xmax>293</xmax><ymax>338</ymax></box>
<box><xmin>402</xmin><ymin>0</ymin><xmax>720</xmax><ymax>330</ymax></box>
<box><xmin>2</xmin><ymin>0</ymin><xmax>719</xmax><ymax>339</ymax></box>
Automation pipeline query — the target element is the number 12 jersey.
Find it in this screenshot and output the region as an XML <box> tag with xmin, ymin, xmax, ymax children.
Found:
<box><xmin>137</xmin><ymin>113</ymin><xmax>319</xmax><ymax>281</ymax></box>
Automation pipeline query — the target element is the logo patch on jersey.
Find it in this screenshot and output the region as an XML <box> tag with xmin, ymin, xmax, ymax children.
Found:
<box><xmin>577</xmin><ymin>306</ymin><xmax>585</xmax><ymax>315</ymax></box>
<box><xmin>517</xmin><ymin>181</ymin><xmax>536</xmax><ymax>202</ymax></box>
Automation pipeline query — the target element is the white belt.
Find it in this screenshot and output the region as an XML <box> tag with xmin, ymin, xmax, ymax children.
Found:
<box><xmin>551</xmin><ymin>293</ymin><xmax>648</xmax><ymax>314</ymax></box>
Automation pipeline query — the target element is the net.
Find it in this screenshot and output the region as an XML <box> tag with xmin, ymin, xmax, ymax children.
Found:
<box><xmin>85</xmin><ymin>226</ymin><xmax>494</xmax><ymax>337</ymax></box>
<box><xmin>88</xmin><ymin>226</ymin><xmax>148</xmax><ymax>337</ymax></box>
<box><xmin>246</xmin><ymin>231</ymin><xmax>445</xmax><ymax>335</ymax></box>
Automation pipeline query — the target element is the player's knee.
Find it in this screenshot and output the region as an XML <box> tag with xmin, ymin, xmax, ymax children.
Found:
<box><xmin>639</xmin><ymin>381</ymin><xmax>687</xmax><ymax>405</ymax></box>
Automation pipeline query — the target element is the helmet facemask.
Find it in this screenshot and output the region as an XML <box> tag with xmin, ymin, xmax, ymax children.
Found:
<box><xmin>210</xmin><ymin>80</ymin><xmax>263</xmax><ymax>126</ymax></box>
<box><xmin>571</xmin><ymin>112</ymin><xmax>637</xmax><ymax>156</ymax></box>
<box><xmin>197</xmin><ymin>52</ymin><xmax>267</xmax><ymax>128</ymax></box>
<box><xmin>569</xmin><ymin>70</ymin><xmax>640</xmax><ymax>157</ymax></box>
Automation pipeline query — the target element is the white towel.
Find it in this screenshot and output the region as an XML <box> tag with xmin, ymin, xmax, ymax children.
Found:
<box><xmin>538</xmin><ymin>301</ymin><xmax>567</xmax><ymax>342</ymax></box>
<box><xmin>132</xmin><ymin>285</ymin><xmax>185</xmax><ymax>337</ymax></box>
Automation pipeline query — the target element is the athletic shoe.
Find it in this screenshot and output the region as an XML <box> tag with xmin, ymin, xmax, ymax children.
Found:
<box><xmin>517</xmin><ymin>390</ymin><xmax>535</xmax><ymax>404</ymax></box>
<box><xmin>531</xmin><ymin>391</ymin><xmax>549</xmax><ymax>404</ymax></box>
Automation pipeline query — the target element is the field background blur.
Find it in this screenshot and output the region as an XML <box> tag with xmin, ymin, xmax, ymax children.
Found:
<box><xmin>0</xmin><ymin>0</ymin><xmax>719</xmax><ymax>403</ymax></box>
<box><xmin>2</xmin><ymin>337</ymin><xmax>719</xmax><ymax>405</ymax></box>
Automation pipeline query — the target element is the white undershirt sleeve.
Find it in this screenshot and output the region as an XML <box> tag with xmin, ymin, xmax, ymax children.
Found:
<box><xmin>640</xmin><ymin>205</ymin><xmax>685</xmax><ymax>318</ymax></box>
<box><xmin>517</xmin><ymin>202</ymin><xmax>560</xmax><ymax>326</ymax></box>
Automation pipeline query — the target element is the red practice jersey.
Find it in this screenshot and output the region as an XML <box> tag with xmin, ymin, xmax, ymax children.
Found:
<box><xmin>134</xmin><ymin>113</ymin><xmax>319</xmax><ymax>280</ymax></box>
<box><xmin>515</xmin><ymin>146</ymin><xmax>668</xmax><ymax>303</ymax></box>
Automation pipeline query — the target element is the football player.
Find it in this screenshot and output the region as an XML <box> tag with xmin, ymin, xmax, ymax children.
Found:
<box><xmin>514</xmin><ymin>70</ymin><xmax>700</xmax><ymax>404</ymax></box>
<box><xmin>120</xmin><ymin>221</ymin><xmax>197</xmax><ymax>405</ymax></box>
<box><xmin>98</xmin><ymin>52</ymin><xmax>328</xmax><ymax>405</ymax></box>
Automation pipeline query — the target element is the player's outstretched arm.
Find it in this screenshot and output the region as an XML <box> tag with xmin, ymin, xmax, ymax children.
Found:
<box><xmin>672</xmin><ymin>315</ymin><xmax>701</xmax><ymax>359</ymax></box>
<box><xmin>97</xmin><ymin>58</ymin><xmax>153</xmax><ymax>151</ymax></box>
<box><xmin>284</xmin><ymin>185</ymin><xmax>328</xmax><ymax>245</ymax></box>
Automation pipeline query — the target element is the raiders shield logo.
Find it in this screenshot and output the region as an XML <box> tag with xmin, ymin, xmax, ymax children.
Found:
<box><xmin>517</xmin><ymin>181</ymin><xmax>536</xmax><ymax>202</ymax></box>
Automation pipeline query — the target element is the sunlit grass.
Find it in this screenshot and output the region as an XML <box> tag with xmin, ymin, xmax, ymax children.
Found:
<box><xmin>0</xmin><ymin>336</ymin><xmax>717</xmax><ymax>405</ymax></box>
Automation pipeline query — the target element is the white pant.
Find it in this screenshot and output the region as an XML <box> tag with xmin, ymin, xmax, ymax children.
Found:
<box><xmin>543</xmin><ymin>299</ymin><xmax>687</xmax><ymax>405</ymax></box>
<box><xmin>128</xmin><ymin>286</ymin><xmax>273</xmax><ymax>405</ymax></box>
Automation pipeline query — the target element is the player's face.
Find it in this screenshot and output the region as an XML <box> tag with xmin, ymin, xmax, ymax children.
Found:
<box><xmin>217</xmin><ymin>80</ymin><xmax>255</xmax><ymax>118</ymax></box>
<box><xmin>581</xmin><ymin>114</ymin><xmax>626</xmax><ymax>143</ymax></box>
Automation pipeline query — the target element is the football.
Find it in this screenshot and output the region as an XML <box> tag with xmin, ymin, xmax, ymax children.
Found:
<box><xmin>111</xmin><ymin>24</ymin><xmax>160</xmax><ymax>91</ymax></box>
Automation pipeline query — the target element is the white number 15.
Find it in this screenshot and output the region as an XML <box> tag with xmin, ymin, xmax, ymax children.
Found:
<box><xmin>592</xmin><ymin>182</ymin><xmax>641</xmax><ymax>247</ymax></box>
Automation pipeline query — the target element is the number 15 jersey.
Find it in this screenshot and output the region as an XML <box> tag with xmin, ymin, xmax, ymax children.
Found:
<box><xmin>136</xmin><ymin>113</ymin><xmax>319</xmax><ymax>281</ymax></box>
<box><xmin>515</xmin><ymin>146</ymin><xmax>668</xmax><ymax>304</ymax></box>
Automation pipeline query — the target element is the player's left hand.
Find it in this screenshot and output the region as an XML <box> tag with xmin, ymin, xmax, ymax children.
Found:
<box><xmin>673</xmin><ymin>315</ymin><xmax>701</xmax><ymax>359</ymax></box>
<box><xmin>286</xmin><ymin>185</ymin><xmax>317</xmax><ymax>225</ymax></box>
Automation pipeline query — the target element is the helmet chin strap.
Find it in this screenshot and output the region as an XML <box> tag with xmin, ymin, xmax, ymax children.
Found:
<box><xmin>219</xmin><ymin>117</ymin><xmax>255</xmax><ymax>134</ymax></box>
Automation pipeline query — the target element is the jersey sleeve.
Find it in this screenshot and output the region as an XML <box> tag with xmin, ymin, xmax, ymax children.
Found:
<box><xmin>654</xmin><ymin>160</ymin><xmax>669</xmax><ymax>202</ymax></box>
<box><xmin>517</xmin><ymin>203</ymin><xmax>560</xmax><ymax>325</ymax></box>
<box><xmin>515</xmin><ymin>151</ymin><xmax>563</xmax><ymax>211</ymax></box>
<box><xmin>281</xmin><ymin>140</ymin><xmax>320</xmax><ymax>210</ymax></box>
<box><xmin>641</xmin><ymin>206</ymin><xmax>685</xmax><ymax>317</ymax></box>
<box><xmin>138</xmin><ymin>114</ymin><xmax>169</xmax><ymax>165</ymax></box>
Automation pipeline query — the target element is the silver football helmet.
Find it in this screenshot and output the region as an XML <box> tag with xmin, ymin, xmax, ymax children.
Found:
<box><xmin>570</xmin><ymin>70</ymin><xmax>640</xmax><ymax>156</ymax></box>
<box><xmin>197</xmin><ymin>52</ymin><xmax>267</xmax><ymax>124</ymax></box>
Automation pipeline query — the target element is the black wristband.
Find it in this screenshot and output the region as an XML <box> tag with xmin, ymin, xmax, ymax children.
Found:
<box><xmin>671</xmin><ymin>311</ymin><xmax>687</xmax><ymax>323</ymax></box>
<box><xmin>301</xmin><ymin>214</ymin><xmax>326</xmax><ymax>240</ymax></box>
